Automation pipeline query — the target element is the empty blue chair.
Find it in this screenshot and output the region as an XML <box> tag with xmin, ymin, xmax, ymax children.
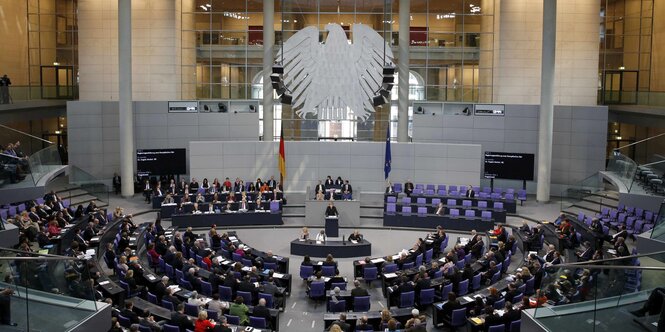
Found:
<box><xmin>415</xmin><ymin>254</ymin><xmax>423</xmax><ymax>266</ymax></box>
<box><xmin>432</xmin><ymin>198</ymin><xmax>441</xmax><ymax>206</ymax></box>
<box><xmin>250</xmin><ymin>316</ymin><xmax>267</xmax><ymax>329</ymax></box>
<box><xmin>462</xmin><ymin>200</ymin><xmax>472</xmax><ymax>207</ymax></box>
<box><xmin>394</xmin><ymin>183</ymin><xmax>402</xmax><ymax>193</ymax></box>
<box><xmin>441</xmin><ymin>283</ymin><xmax>453</xmax><ymax>300</ymax></box>
<box><xmin>185</xmin><ymin>303</ymin><xmax>199</xmax><ymax>316</ymax></box>
<box><xmin>402</xmin><ymin>197</ymin><xmax>411</xmax><ymax>205</ymax></box>
<box><xmin>165</xmin><ymin>263</ymin><xmax>174</xmax><ymax>279</ymax></box>
<box><xmin>402</xmin><ymin>262</ymin><xmax>415</xmax><ymax>270</ymax></box>
<box><xmin>162</xmin><ymin>299</ymin><xmax>175</xmax><ymax>311</ymax></box>
<box><xmin>493</xmin><ymin>297</ymin><xmax>505</xmax><ymax>310</ymax></box>
<box><xmin>225</xmin><ymin>314</ymin><xmax>240</xmax><ymax>325</ymax></box>
<box><xmin>490</xmin><ymin>271</ymin><xmax>501</xmax><ymax>284</ymax></box>
<box><xmin>401</xmin><ymin>206</ymin><xmax>412</xmax><ymax>215</ymax></box>
<box><xmin>449</xmin><ymin>308</ymin><xmax>466</xmax><ymax>328</ymax></box>
<box><xmin>458</xmin><ymin>279</ymin><xmax>469</xmax><ymax>296</ymax></box>
<box><xmin>322</xmin><ymin>265</ymin><xmax>335</xmax><ymax>277</ymax></box>
<box><xmin>494</xmin><ymin>202</ymin><xmax>504</xmax><ymax>210</ymax></box>
<box><xmin>387</xmin><ymin>196</ymin><xmax>397</xmax><ymax>203</ymax></box>
<box><xmin>219</xmin><ymin>286</ymin><xmax>233</xmax><ymax>301</ymax></box>
<box><xmin>425</xmin><ymin>249</ymin><xmax>433</xmax><ymax>263</ymax></box>
<box><xmin>237</xmin><ymin>291</ymin><xmax>253</xmax><ymax>305</ymax></box>
<box><xmin>383</xmin><ymin>264</ymin><xmax>398</xmax><ymax>273</ymax></box>
<box><xmin>488</xmin><ymin>324</ymin><xmax>506</xmax><ymax>332</ymax></box>
<box><xmin>200</xmin><ymin>280</ymin><xmax>213</xmax><ymax>296</ymax></box>
<box><xmin>471</xmin><ymin>274</ymin><xmax>481</xmax><ymax>291</ymax></box>
<box><xmin>147</xmin><ymin>292</ymin><xmax>158</xmax><ymax>304</ymax></box>
<box><xmin>419</xmin><ymin>288</ymin><xmax>435</xmax><ymax>306</ymax></box>
<box><xmin>363</xmin><ymin>266</ymin><xmax>378</xmax><ymax>285</ymax></box>
<box><xmin>465</xmin><ymin>210</ymin><xmax>476</xmax><ymax>217</ymax></box>
<box><xmin>328</xmin><ymin>299</ymin><xmax>347</xmax><ymax>313</ymax></box>
<box><xmin>180</xmin><ymin>278</ymin><xmax>193</xmax><ymax>290</ymax></box>
<box><xmin>309</xmin><ymin>281</ymin><xmax>326</xmax><ymax>302</ymax></box>
<box><xmin>399</xmin><ymin>291</ymin><xmax>415</xmax><ymax>308</ymax></box>
<box><xmin>118</xmin><ymin>315</ymin><xmax>131</xmax><ymax>328</ymax></box>
<box><xmin>478</xmin><ymin>200</ymin><xmax>488</xmax><ymax>208</ymax></box>
<box><xmin>510</xmin><ymin>319</ymin><xmax>521</xmax><ymax>332</ymax></box>
<box><xmin>417</xmin><ymin>206</ymin><xmax>427</xmax><ymax>216</ymax></box>
<box><xmin>447</xmin><ymin>199</ymin><xmax>457</xmax><ymax>206</ymax></box>
<box><xmin>450</xmin><ymin>209</ymin><xmax>460</xmax><ymax>217</ymax></box>
<box><xmin>354</xmin><ymin>296</ymin><xmax>370</xmax><ymax>312</ymax></box>
<box><xmin>163</xmin><ymin>324</ymin><xmax>180</xmax><ymax>332</ymax></box>
<box><xmin>264</xmin><ymin>262</ymin><xmax>277</xmax><ymax>270</ymax></box>
<box><xmin>416</xmin><ymin>197</ymin><xmax>426</xmax><ymax>205</ymax></box>
<box><xmin>270</xmin><ymin>201</ymin><xmax>280</xmax><ymax>213</ymax></box>
<box><xmin>449</xmin><ymin>185</ymin><xmax>458</xmax><ymax>193</ymax></box>
<box><xmin>386</xmin><ymin>203</ymin><xmax>397</xmax><ymax>215</ymax></box>
<box><xmin>505</xmin><ymin>193</ymin><xmax>515</xmax><ymax>201</ymax></box>
<box><xmin>482</xmin><ymin>210</ymin><xmax>492</xmax><ymax>220</ymax></box>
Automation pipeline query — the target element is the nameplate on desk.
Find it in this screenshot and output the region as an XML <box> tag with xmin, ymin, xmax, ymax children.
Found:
<box><xmin>90</xmin><ymin>237</ymin><xmax>100</xmax><ymax>242</ymax></box>
<box><xmin>317</xmin><ymin>262</ymin><xmax>323</xmax><ymax>266</ymax></box>
<box><xmin>316</xmin><ymin>241</ymin><xmax>322</xmax><ymax>244</ymax></box>
<box><xmin>64</xmin><ymin>224</ymin><xmax>75</xmax><ymax>228</ymax></box>
<box><xmin>130</xmin><ymin>237</ymin><xmax>137</xmax><ymax>241</ymax></box>
<box><xmin>99</xmin><ymin>280</ymin><xmax>110</xmax><ymax>285</ymax></box>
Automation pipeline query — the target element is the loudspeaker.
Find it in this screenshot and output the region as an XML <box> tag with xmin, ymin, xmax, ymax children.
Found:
<box><xmin>203</xmin><ymin>104</ymin><xmax>210</xmax><ymax>112</ymax></box>
<box><xmin>218</xmin><ymin>103</ymin><xmax>228</xmax><ymax>113</ymax></box>
<box><xmin>280</xmin><ymin>94</ymin><xmax>292</xmax><ymax>105</ymax></box>
<box><xmin>462</xmin><ymin>107</ymin><xmax>470</xmax><ymax>116</ymax></box>
<box><xmin>383</xmin><ymin>67</ymin><xmax>395</xmax><ymax>75</ymax></box>
<box><xmin>373</xmin><ymin>95</ymin><xmax>387</xmax><ymax>107</ymax></box>
<box><xmin>379</xmin><ymin>88</ymin><xmax>390</xmax><ymax>98</ymax></box>
<box><xmin>249</xmin><ymin>105</ymin><xmax>256</xmax><ymax>112</ymax></box>
<box><xmin>415</xmin><ymin>106</ymin><xmax>424</xmax><ymax>114</ymax></box>
<box><xmin>272</xmin><ymin>66</ymin><xmax>284</xmax><ymax>74</ymax></box>
<box><xmin>270</xmin><ymin>74</ymin><xmax>281</xmax><ymax>82</ymax></box>
<box><xmin>382</xmin><ymin>76</ymin><xmax>394</xmax><ymax>84</ymax></box>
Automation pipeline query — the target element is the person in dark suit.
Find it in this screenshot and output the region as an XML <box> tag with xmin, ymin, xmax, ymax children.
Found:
<box><xmin>212</xmin><ymin>316</ymin><xmax>233</xmax><ymax>332</ymax></box>
<box><xmin>170</xmin><ymin>304</ymin><xmax>194</xmax><ymax>332</ymax></box>
<box><xmin>385</xmin><ymin>181</ymin><xmax>395</xmax><ymax>194</ymax></box>
<box><xmin>324</xmin><ymin>176</ymin><xmax>334</xmax><ymax>189</ymax></box>
<box><xmin>315</xmin><ymin>180</ymin><xmax>325</xmax><ymax>197</ymax></box>
<box><xmin>441</xmin><ymin>292</ymin><xmax>463</xmax><ymax>322</ymax></box>
<box><xmin>611</xmin><ymin>225</ymin><xmax>629</xmax><ymax>244</ymax></box>
<box><xmin>483</xmin><ymin>305</ymin><xmax>503</xmax><ymax>331</ymax></box>
<box><xmin>238</xmin><ymin>275</ymin><xmax>257</xmax><ymax>294</ymax></box>
<box><xmin>465</xmin><ymin>185</ymin><xmax>475</xmax><ymax>198</ymax></box>
<box><xmin>348</xmin><ymin>230</ymin><xmax>363</xmax><ymax>242</ymax></box>
<box><xmin>0</xmin><ymin>288</ymin><xmax>15</xmax><ymax>326</ymax></box>
<box><xmin>153</xmin><ymin>276</ymin><xmax>169</xmax><ymax>302</ymax></box>
<box><xmin>502</xmin><ymin>302</ymin><xmax>521</xmax><ymax>328</ymax></box>
<box><xmin>267</xmin><ymin>176</ymin><xmax>277</xmax><ymax>190</ymax></box>
<box><xmin>252</xmin><ymin>298</ymin><xmax>272</xmax><ymax>329</ymax></box>
<box><xmin>120</xmin><ymin>301</ymin><xmax>139</xmax><ymax>324</ymax></box>
<box><xmin>355</xmin><ymin>316</ymin><xmax>372</xmax><ymax>331</ymax></box>
<box><xmin>397</xmin><ymin>276</ymin><xmax>415</xmax><ymax>295</ymax></box>
<box><xmin>329</xmin><ymin>313</ymin><xmax>350</xmax><ymax>332</ymax></box>
<box><xmin>113</xmin><ymin>173</ymin><xmax>121</xmax><ymax>195</ymax></box>
<box><xmin>341</xmin><ymin>180</ymin><xmax>353</xmax><ymax>200</ymax></box>
<box><xmin>351</xmin><ymin>280</ymin><xmax>369</xmax><ymax>297</ymax></box>
<box><xmin>404</xmin><ymin>180</ymin><xmax>414</xmax><ymax>197</ymax></box>
<box><xmin>530</xmin><ymin>262</ymin><xmax>544</xmax><ymax>290</ymax></box>
<box><xmin>325</xmin><ymin>202</ymin><xmax>339</xmax><ymax>217</ymax></box>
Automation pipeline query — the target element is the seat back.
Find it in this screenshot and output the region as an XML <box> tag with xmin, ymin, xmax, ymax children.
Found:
<box><xmin>383</xmin><ymin>264</ymin><xmax>397</xmax><ymax>273</ymax></box>
<box><xmin>162</xmin><ymin>300</ymin><xmax>175</xmax><ymax>311</ymax></box>
<box><xmin>364</xmin><ymin>267</ymin><xmax>378</xmax><ymax>281</ymax></box>
<box><xmin>447</xmin><ymin>199</ymin><xmax>457</xmax><ymax>206</ymax></box>
<box><xmin>322</xmin><ymin>265</ymin><xmax>335</xmax><ymax>277</ymax></box>
<box><xmin>465</xmin><ymin>209</ymin><xmax>476</xmax><ymax>217</ymax></box>
<box><xmin>419</xmin><ymin>288</ymin><xmax>435</xmax><ymax>305</ymax></box>
<box><xmin>417</xmin><ymin>207</ymin><xmax>427</xmax><ymax>216</ymax></box>
<box><xmin>458</xmin><ymin>279</ymin><xmax>469</xmax><ymax>296</ymax></box>
<box><xmin>185</xmin><ymin>303</ymin><xmax>199</xmax><ymax>316</ymax></box>
<box><xmin>310</xmin><ymin>281</ymin><xmax>326</xmax><ymax>297</ymax></box>
<box><xmin>450</xmin><ymin>208</ymin><xmax>460</xmax><ymax>217</ymax></box>
<box><xmin>432</xmin><ymin>198</ymin><xmax>441</xmax><ymax>206</ymax></box>
<box><xmin>488</xmin><ymin>324</ymin><xmax>506</xmax><ymax>332</ymax></box>
<box><xmin>300</xmin><ymin>265</ymin><xmax>314</xmax><ymax>279</ymax></box>
<box><xmin>331</xmin><ymin>282</ymin><xmax>347</xmax><ymax>290</ymax></box>
<box><xmin>237</xmin><ymin>290</ymin><xmax>253</xmax><ymax>305</ymax></box>
<box><xmin>225</xmin><ymin>314</ymin><xmax>240</xmax><ymax>325</ymax></box>
<box><xmin>387</xmin><ymin>196</ymin><xmax>397</xmax><ymax>203</ymax></box>
<box><xmin>416</xmin><ymin>197</ymin><xmax>426</xmax><ymax>205</ymax></box>
<box><xmin>147</xmin><ymin>292</ymin><xmax>157</xmax><ymax>304</ymax></box>
<box><xmin>510</xmin><ymin>319</ymin><xmax>521</xmax><ymax>332</ymax></box>
<box><xmin>118</xmin><ymin>315</ymin><xmax>131</xmax><ymax>328</ymax></box>
<box><xmin>493</xmin><ymin>297</ymin><xmax>506</xmax><ymax>310</ymax></box>
<box><xmin>250</xmin><ymin>316</ymin><xmax>268</xmax><ymax>328</ymax></box>
<box><xmin>451</xmin><ymin>308</ymin><xmax>466</xmax><ymax>327</ymax></box>
<box><xmin>328</xmin><ymin>299</ymin><xmax>347</xmax><ymax>312</ymax></box>
<box><xmin>200</xmin><ymin>280</ymin><xmax>213</xmax><ymax>296</ymax></box>
<box><xmin>219</xmin><ymin>286</ymin><xmax>233</xmax><ymax>301</ymax></box>
<box><xmin>386</xmin><ymin>203</ymin><xmax>397</xmax><ymax>214</ymax></box>
<box><xmin>163</xmin><ymin>324</ymin><xmax>180</xmax><ymax>332</ymax></box>
<box><xmin>258</xmin><ymin>292</ymin><xmax>274</xmax><ymax>308</ymax></box>
<box><xmin>425</xmin><ymin>249</ymin><xmax>433</xmax><ymax>263</ymax></box>
<box><xmin>401</xmin><ymin>205</ymin><xmax>412</xmax><ymax>215</ymax></box>
<box><xmin>472</xmin><ymin>273</ymin><xmax>481</xmax><ymax>291</ymax></box>
<box><xmin>462</xmin><ymin>200</ymin><xmax>472</xmax><ymax>207</ymax></box>
<box><xmin>482</xmin><ymin>210</ymin><xmax>492</xmax><ymax>220</ymax></box>
<box><xmin>270</xmin><ymin>201</ymin><xmax>280</xmax><ymax>213</ymax></box>
<box><xmin>478</xmin><ymin>201</ymin><xmax>488</xmax><ymax>208</ymax></box>
<box><xmin>493</xmin><ymin>202</ymin><xmax>504</xmax><ymax>210</ymax></box>
<box><xmin>399</xmin><ymin>291</ymin><xmax>415</xmax><ymax>308</ymax></box>
<box><xmin>354</xmin><ymin>296</ymin><xmax>370</xmax><ymax>312</ymax></box>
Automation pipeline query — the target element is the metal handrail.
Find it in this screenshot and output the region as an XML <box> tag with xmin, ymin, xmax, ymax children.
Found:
<box><xmin>0</xmin><ymin>124</ymin><xmax>53</xmax><ymax>144</ymax></box>
<box><xmin>0</xmin><ymin>247</ymin><xmax>82</xmax><ymax>261</ymax></box>
<box><xmin>614</xmin><ymin>132</ymin><xmax>665</xmax><ymax>151</ymax></box>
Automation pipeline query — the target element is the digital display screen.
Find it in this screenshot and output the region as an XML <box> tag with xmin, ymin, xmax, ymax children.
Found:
<box><xmin>136</xmin><ymin>149</ymin><xmax>186</xmax><ymax>176</ymax></box>
<box><xmin>484</xmin><ymin>151</ymin><xmax>535</xmax><ymax>181</ymax></box>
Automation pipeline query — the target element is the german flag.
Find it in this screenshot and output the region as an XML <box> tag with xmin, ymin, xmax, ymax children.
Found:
<box><xmin>278</xmin><ymin>124</ymin><xmax>286</xmax><ymax>184</ymax></box>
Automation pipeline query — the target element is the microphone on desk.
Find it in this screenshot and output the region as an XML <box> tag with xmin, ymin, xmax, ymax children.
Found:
<box><xmin>342</xmin><ymin>235</ymin><xmax>345</xmax><ymax>244</ymax></box>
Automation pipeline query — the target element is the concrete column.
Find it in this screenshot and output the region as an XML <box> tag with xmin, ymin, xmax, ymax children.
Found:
<box><xmin>397</xmin><ymin>0</ymin><xmax>410</xmax><ymax>142</ymax></box>
<box><xmin>118</xmin><ymin>0</ymin><xmax>134</xmax><ymax>197</ymax></box>
<box><xmin>537</xmin><ymin>0</ymin><xmax>556</xmax><ymax>202</ymax></box>
<box><xmin>262</xmin><ymin>0</ymin><xmax>275</xmax><ymax>141</ymax></box>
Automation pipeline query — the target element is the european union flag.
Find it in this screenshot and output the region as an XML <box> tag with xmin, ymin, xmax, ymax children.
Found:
<box><xmin>384</xmin><ymin>125</ymin><xmax>391</xmax><ymax>180</ymax></box>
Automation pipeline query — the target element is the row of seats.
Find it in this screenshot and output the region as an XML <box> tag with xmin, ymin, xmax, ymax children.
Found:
<box><xmin>386</xmin><ymin>204</ymin><xmax>494</xmax><ymax>219</ymax></box>
<box><xmin>391</xmin><ymin>183</ymin><xmax>526</xmax><ymax>199</ymax></box>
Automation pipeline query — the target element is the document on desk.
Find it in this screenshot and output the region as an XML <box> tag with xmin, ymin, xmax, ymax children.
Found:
<box><xmin>273</xmin><ymin>273</ymin><xmax>284</xmax><ymax>278</ymax></box>
<box><xmin>350</xmin><ymin>240</ymin><xmax>358</xmax><ymax>244</ymax></box>
<box><xmin>607</xmin><ymin>249</ymin><xmax>617</xmax><ymax>255</ymax></box>
<box><xmin>316</xmin><ymin>241</ymin><xmax>322</xmax><ymax>244</ymax></box>
<box><xmin>99</xmin><ymin>280</ymin><xmax>110</xmax><ymax>285</ymax></box>
<box><xmin>463</xmin><ymin>296</ymin><xmax>474</xmax><ymax>302</ymax></box>
<box><xmin>384</xmin><ymin>273</ymin><xmax>398</xmax><ymax>278</ymax></box>
<box><xmin>460</xmin><ymin>238</ymin><xmax>469</xmax><ymax>246</ymax></box>
<box><xmin>370</xmin><ymin>258</ymin><xmax>385</xmax><ymax>264</ymax></box>
<box><xmin>317</xmin><ymin>261</ymin><xmax>323</xmax><ymax>266</ymax></box>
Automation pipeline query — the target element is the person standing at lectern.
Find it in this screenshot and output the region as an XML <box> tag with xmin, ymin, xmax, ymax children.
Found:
<box><xmin>404</xmin><ymin>180</ymin><xmax>414</xmax><ymax>197</ymax></box>
<box><xmin>325</xmin><ymin>202</ymin><xmax>339</xmax><ymax>218</ymax></box>
<box><xmin>341</xmin><ymin>180</ymin><xmax>353</xmax><ymax>200</ymax></box>
<box><xmin>465</xmin><ymin>185</ymin><xmax>475</xmax><ymax>198</ymax></box>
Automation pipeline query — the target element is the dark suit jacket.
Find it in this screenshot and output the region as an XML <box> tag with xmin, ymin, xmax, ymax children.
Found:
<box><xmin>466</xmin><ymin>189</ymin><xmax>475</xmax><ymax>198</ymax></box>
<box><xmin>351</xmin><ymin>287</ymin><xmax>369</xmax><ymax>297</ymax></box>
<box><xmin>325</xmin><ymin>206</ymin><xmax>338</xmax><ymax>217</ymax></box>
<box><xmin>342</xmin><ymin>184</ymin><xmax>352</xmax><ymax>193</ymax></box>
<box><xmin>315</xmin><ymin>184</ymin><xmax>325</xmax><ymax>193</ymax></box>
<box><xmin>121</xmin><ymin>308</ymin><xmax>139</xmax><ymax>324</ymax></box>
<box><xmin>170</xmin><ymin>311</ymin><xmax>194</xmax><ymax>332</ymax></box>
<box><xmin>329</xmin><ymin>320</ymin><xmax>350</xmax><ymax>332</ymax></box>
<box><xmin>252</xmin><ymin>305</ymin><xmax>272</xmax><ymax>327</ymax></box>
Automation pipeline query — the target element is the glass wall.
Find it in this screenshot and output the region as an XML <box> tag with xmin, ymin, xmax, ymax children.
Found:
<box><xmin>599</xmin><ymin>0</ymin><xmax>653</xmax><ymax>105</ymax></box>
<box><xmin>180</xmin><ymin>0</ymin><xmax>495</xmax><ymax>141</ymax></box>
<box><xmin>27</xmin><ymin>0</ymin><xmax>79</xmax><ymax>100</ymax></box>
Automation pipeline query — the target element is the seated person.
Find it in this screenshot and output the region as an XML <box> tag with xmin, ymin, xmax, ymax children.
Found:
<box><xmin>162</xmin><ymin>193</ymin><xmax>174</xmax><ymax>204</ymax></box>
<box><xmin>435</xmin><ymin>202</ymin><xmax>445</xmax><ymax>216</ymax></box>
<box><xmin>300</xmin><ymin>227</ymin><xmax>310</xmax><ymax>240</ymax></box>
<box><xmin>315</xmin><ymin>230</ymin><xmax>327</xmax><ymax>242</ymax></box>
<box><xmin>348</xmin><ymin>229</ymin><xmax>363</xmax><ymax>242</ymax></box>
<box><xmin>238</xmin><ymin>193</ymin><xmax>249</xmax><ymax>212</ymax></box>
<box><xmin>316</xmin><ymin>190</ymin><xmax>325</xmax><ymax>201</ymax></box>
<box><xmin>341</xmin><ymin>180</ymin><xmax>353</xmax><ymax>200</ymax></box>
<box><xmin>385</xmin><ymin>181</ymin><xmax>395</xmax><ymax>194</ymax></box>
<box><xmin>192</xmin><ymin>203</ymin><xmax>202</xmax><ymax>214</ymax></box>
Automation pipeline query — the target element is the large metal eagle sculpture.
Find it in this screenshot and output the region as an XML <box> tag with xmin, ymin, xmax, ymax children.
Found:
<box><xmin>276</xmin><ymin>23</ymin><xmax>394</xmax><ymax>121</ymax></box>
